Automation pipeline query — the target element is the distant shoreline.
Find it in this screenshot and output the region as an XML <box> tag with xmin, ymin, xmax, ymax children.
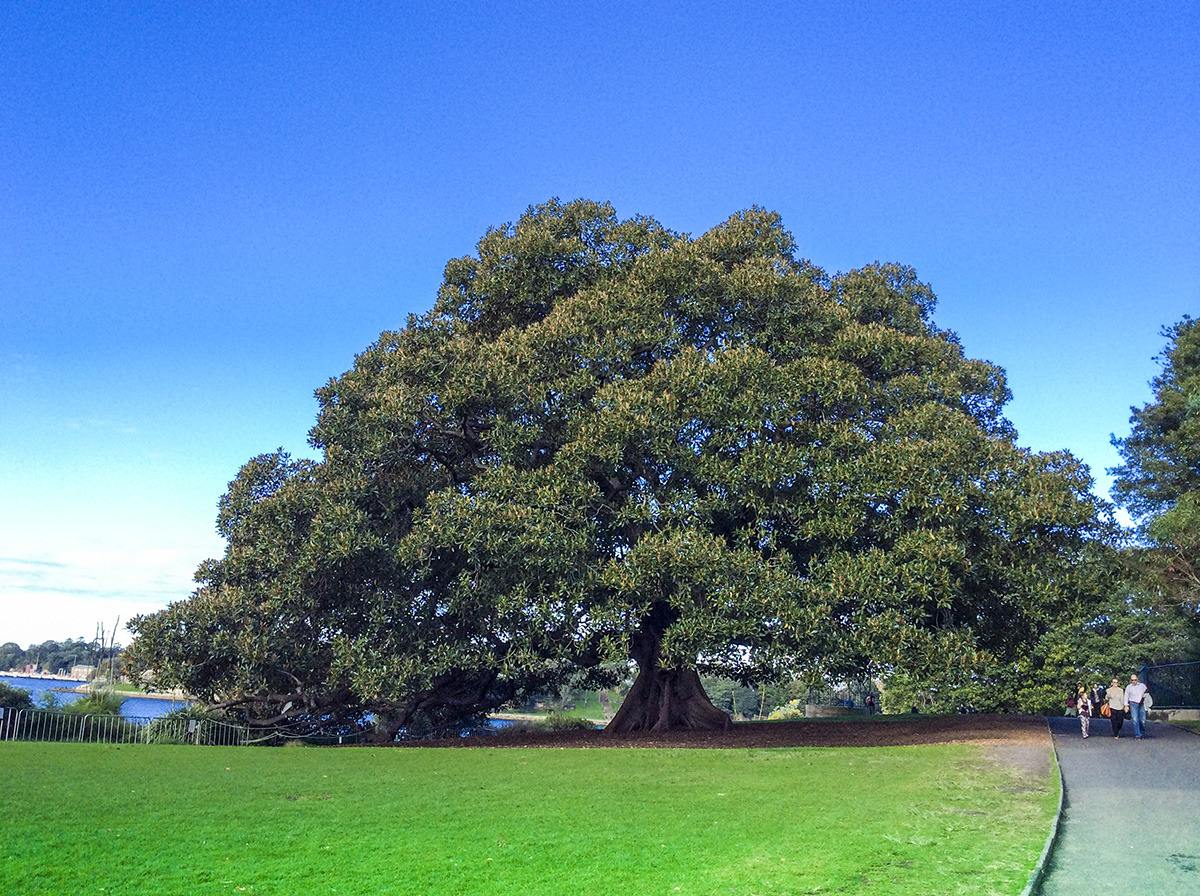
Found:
<box><xmin>1</xmin><ymin>673</ymin><xmax>190</xmax><ymax>703</ymax></box>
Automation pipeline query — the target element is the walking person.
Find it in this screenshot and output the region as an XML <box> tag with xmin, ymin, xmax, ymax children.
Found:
<box><xmin>1124</xmin><ymin>673</ymin><xmax>1149</xmax><ymax>739</ymax></box>
<box><xmin>1076</xmin><ymin>687</ymin><xmax>1093</xmax><ymax>738</ymax></box>
<box><xmin>1105</xmin><ymin>677</ymin><xmax>1126</xmax><ymax>738</ymax></box>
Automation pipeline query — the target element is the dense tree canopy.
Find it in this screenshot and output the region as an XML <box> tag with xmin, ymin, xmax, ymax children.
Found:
<box><xmin>1111</xmin><ymin>316</ymin><xmax>1200</xmax><ymax>612</ymax></box>
<box><xmin>129</xmin><ymin>200</ymin><xmax>1107</xmax><ymax>734</ymax></box>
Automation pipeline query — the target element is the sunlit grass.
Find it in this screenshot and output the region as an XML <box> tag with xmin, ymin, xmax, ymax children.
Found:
<box><xmin>0</xmin><ymin>740</ymin><xmax>1055</xmax><ymax>896</ymax></box>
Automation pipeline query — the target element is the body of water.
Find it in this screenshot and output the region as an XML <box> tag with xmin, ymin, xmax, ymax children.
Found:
<box><xmin>0</xmin><ymin>675</ymin><xmax>189</xmax><ymax>719</ymax></box>
<box><xmin>1</xmin><ymin>677</ymin><xmax>596</xmax><ymax>735</ymax></box>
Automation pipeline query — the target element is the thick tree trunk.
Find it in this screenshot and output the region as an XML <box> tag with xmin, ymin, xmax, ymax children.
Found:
<box><xmin>604</xmin><ymin>602</ymin><xmax>732</xmax><ymax>734</ymax></box>
<box><xmin>369</xmin><ymin>715</ymin><xmax>406</xmax><ymax>744</ymax></box>
<box><xmin>604</xmin><ymin>664</ymin><xmax>732</xmax><ymax>733</ymax></box>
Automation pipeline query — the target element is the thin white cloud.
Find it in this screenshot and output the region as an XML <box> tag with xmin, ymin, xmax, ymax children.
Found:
<box><xmin>0</xmin><ymin>531</ymin><xmax>224</xmax><ymax>648</ymax></box>
<box><xmin>61</xmin><ymin>417</ymin><xmax>141</xmax><ymax>435</ymax></box>
<box><xmin>0</xmin><ymin>592</ymin><xmax>182</xmax><ymax>647</ymax></box>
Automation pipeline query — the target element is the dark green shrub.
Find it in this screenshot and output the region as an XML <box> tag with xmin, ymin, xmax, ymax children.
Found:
<box><xmin>63</xmin><ymin>686</ymin><xmax>125</xmax><ymax>716</ymax></box>
<box><xmin>0</xmin><ymin>682</ymin><xmax>33</xmax><ymax>712</ymax></box>
<box><xmin>543</xmin><ymin>711</ymin><xmax>595</xmax><ymax>732</ymax></box>
<box><xmin>494</xmin><ymin>712</ymin><xmax>596</xmax><ymax>736</ymax></box>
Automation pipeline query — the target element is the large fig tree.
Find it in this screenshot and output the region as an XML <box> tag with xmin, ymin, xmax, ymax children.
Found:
<box><xmin>129</xmin><ymin>199</ymin><xmax>1105</xmax><ymax>734</ymax></box>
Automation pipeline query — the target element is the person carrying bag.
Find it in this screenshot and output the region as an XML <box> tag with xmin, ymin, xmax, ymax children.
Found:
<box><xmin>1105</xmin><ymin>677</ymin><xmax>1126</xmax><ymax>737</ymax></box>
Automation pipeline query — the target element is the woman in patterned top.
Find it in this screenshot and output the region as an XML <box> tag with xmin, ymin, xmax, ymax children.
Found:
<box><xmin>1076</xmin><ymin>686</ymin><xmax>1092</xmax><ymax>738</ymax></box>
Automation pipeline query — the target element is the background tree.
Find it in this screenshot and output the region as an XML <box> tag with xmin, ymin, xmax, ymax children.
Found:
<box><xmin>0</xmin><ymin>643</ymin><xmax>25</xmax><ymax>671</ymax></box>
<box><xmin>700</xmin><ymin>676</ymin><xmax>802</xmax><ymax>720</ymax></box>
<box><xmin>0</xmin><ymin>638</ymin><xmax>113</xmax><ymax>676</ymax></box>
<box><xmin>130</xmin><ymin>199</ymin><xmax>1109</xmax><ymax>734</ymax></box>
<box><xmin>882</xmin><ymin>585</ymin><xmax>1196</xmax><ymax>715</ymax></box>
<box><xmin>1111</xmin><ymin>316</ymin><xmax>1200</xmax><ymax>613</ymax></box>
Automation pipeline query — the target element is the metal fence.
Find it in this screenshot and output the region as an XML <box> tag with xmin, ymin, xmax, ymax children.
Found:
<box><xmin>0</xmin><ymin>708</ymin><xmax>252</xmax><ymax>746</ymax></box>
<box><xmin>1140</xmin><ymin>661</ymin><xmax>1200</xmax><ymax>709</ymax></box>
<box><xmin>0</xmin><ymin>708</ymin><xmax>380</xmax><ymax>747</ymax></box>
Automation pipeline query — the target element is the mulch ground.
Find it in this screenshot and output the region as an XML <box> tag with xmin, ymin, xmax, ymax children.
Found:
<box><xmin>412</xmin><ymin>714</ymin><xmax>1051</xmax><ymax>750</ymax></box>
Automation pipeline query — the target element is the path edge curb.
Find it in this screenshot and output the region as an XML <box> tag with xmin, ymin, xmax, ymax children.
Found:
<box><xmin>1018</xmin><ymin>718</ymin><xmax>1065</xmax><ymax>896</ymax></box>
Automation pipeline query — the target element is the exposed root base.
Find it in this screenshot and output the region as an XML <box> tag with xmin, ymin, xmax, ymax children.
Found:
<box><xmin>604</xmin><ymin>667</ymin><xmax>731</xmax><ymax>734</ymax></box>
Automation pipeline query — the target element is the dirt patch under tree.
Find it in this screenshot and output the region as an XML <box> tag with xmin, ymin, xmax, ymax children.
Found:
<box><xmin>409</xmin><ymin>713</ymin><xmax>1052</xmax><ymax>753</ymax></box>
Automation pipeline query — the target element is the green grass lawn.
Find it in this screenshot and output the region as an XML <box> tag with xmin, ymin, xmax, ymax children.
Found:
<box><xmin>1171</xmin><ymin>719</ymin><xmax>1200</xmax><ymax>734</ymax></box>
<box><xmin>553</xmin><ymin>690</ymin><xmax>613</xmax><ymax>719</ymax></box>
<box><xmin>108</xmin><ymin>680</ymin><xmax>148</xmax><ymax>693</ymax></box>
<box><xmin>510</xmin><ymin>690</ymin><xmax>615</xmax><ymax>720</ymax></box>
<box><xmin>0</xmin><ymin>741</ymin><xmax>1056</xmax><ymax>896</ymax></box>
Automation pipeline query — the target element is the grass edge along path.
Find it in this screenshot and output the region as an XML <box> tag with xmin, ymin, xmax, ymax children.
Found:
<box><xmin>1018</xmin><ymin>724</ymin><xmax>1065</xmax><ymax>896</ymax></box>
<box><xmin>0</xmin><ymin>740</ymin><xmax>1057</xmax><ymax>896</ymax></box>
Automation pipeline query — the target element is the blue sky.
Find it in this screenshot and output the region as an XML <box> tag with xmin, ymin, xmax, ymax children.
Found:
<box><xmin>1</xmin><ymin>3</ymin><xmax>1196</xmax><ymax>647</ymax></box>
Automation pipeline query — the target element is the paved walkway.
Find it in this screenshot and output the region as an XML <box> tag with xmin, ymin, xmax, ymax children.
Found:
<box><xmin>1039</xmin><ymin>717</ymin><xmax>1200</xmax><ymax>895</ymax></box>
